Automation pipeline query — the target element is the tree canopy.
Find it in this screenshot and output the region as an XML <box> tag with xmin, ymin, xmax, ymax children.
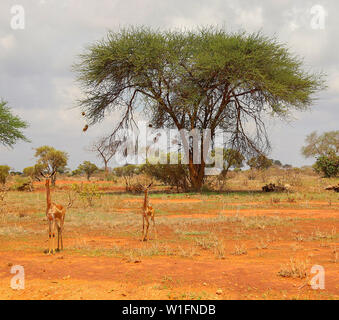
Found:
<box><xmin>34</xmin><ymin>146</ymin><xmax>69</xmax><ymax>185</ymax></box>
<box><xmin>0</xmin><ymin>165</ymin><xmax>10</xmax><ymax>185</ymax></box>
<box><xmin>247</xmin><ymin>154</ymin><xmax>273</xmax><ymax>170</ymax></box>
<box><xmin>313</xmin><ymin>152</ymin><xmax>339</xmax><ymax>178</ymax></box>
<box><xmin>302</xmin><ymin>131</ymin><xmax>339</xmax><ymax>158</ymax></box>
<box><xmin>74</xmin><ymin>27</ymin><xmax>325</xmax><ymax>190</ymax></box>
<box><xmin>0</xmin><ymin>100</ymin><xmax>29</xmax><ymax>148</ymax></box>
<box><xmin>78</xmin><ymin>161</ymin><xmax>99</xmax><ymax>181</ymax></box>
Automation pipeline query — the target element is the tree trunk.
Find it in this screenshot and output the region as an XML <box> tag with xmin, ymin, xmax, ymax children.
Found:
<box><xmin>188</xmin><ymin>162</ymin><xmax>205</xmax><ymax>192</ymax></box>
<box><xmin>104</xmin><ymin>161</ymin><xmax>109</xmax><ymax>179</ymax></box>
<box><xmin>186</xmin><ymin>130</ymin><xmax>209</xmax><ymax>192</ymax></box>
<box><xmin>51</xmin><ymin>173</ymin><xmax>57</xmax><ymax>187</ymax></box>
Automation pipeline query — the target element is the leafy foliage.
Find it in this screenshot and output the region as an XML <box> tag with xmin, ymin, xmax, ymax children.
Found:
<box><xmin>113</xmin><ymin>164</ymin><xmax>141</xmax><ymax>192</ymax></box>
<box><xmin>273</xmin><ymin>160</ymin><xmax>283</xmax><ymax>167</ymax></box>
<box><xmin>11</xmin><ymin>176</ymin><xmax>33</xmax><ymax>191</ymax></box>
<box><xmin>313</xmin><ymin>151</ymin><xmax>339</xmax><ymax>178</ymax></box>
<box><xmin>71</xmin><ymin>183</ymin><xmax>101</xmax><ymax>207</ymax></box>
<box><xmin>247</xmin><ymin>154</ymin><xmax>273</xmax><ymax>170</ymax></box>
<box><xmin>74</xmin><ymin>27</ymin><xmax>325</xmax><ymax>190</ymax></box>
<box><xmin>78</xmin><ymin>161</ymin><xmax>99</xmax><ymax>181</ymax></box>
<box><xmin>22</xmin><ymin>164</ymin><xmax>44</xmax><ymax>181</ymax></box>
<box><xmin>34</xmin><ymin>146</ymin><xmax>69</xmax><ymax>185</ymax></box>
<box><xmin>302</xmin><ymin>131</ymin><xmax>339</xmax><ymax>158</ymax></box>
<box><xmin>0</xmin><ymin>100</ymin><xmax>29</xmax><ymax>148</ymax></box>
<box><xmin>0</xmin><ymin>165</ymin><xmax>10</xmax><ymax>184</ymax></box>
<box><xmin>212</xmin><ymin>148</ymin><xmax>244</xmax><ymax>175</ymax></box>
<box><xmin>142</xmin><ymin>153</ymin><xmax>190</xmax><ymax>192</ymax></box>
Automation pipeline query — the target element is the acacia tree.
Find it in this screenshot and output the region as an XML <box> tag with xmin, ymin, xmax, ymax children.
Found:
<box><xmin>88</xmin><ymin>136</ymin><xmax>120</xmax><ymax>176</ymax></box>
<box><xmin>78</xmin><ymin>161</ymin><xmax>99</xmax><ymax>181</ymax></box>
<box><xmin>302</xmin><ymin>131</ymin><xmax>339</xmax><ymax>178</ymax></box>
<box><xmin>113</xmin><ymin>164</ymin><xmax>141</xmax><ymax>192</ymax></box>
<box><xmin>23</xmin><ymin>164</ymin><xmax>45</xmax><ymax>181</ymax></box>
<box><xmin>74</xmin><ymin>27</ymin><xmax>325</xmax><ymax>191</ymax></box>
<box><xmin>0</xmin><ymin>100</ymin><xmax>29</xmax><ymax>147</ymax></box>
<box><xmin>302</xmin><ymin>131</ymin><xmax>339</xmax><ymax>158</ymax></box>
<box><xmin>34</xmin><ymin>146</ymin><xmax>69</xmax><ymax>186</ymax></box>
<box><xmin>247</xmin><ymin>154</ymin><xmax>273</xmax><ymax>171</ymax></box>
<box><xmin>212</xmin><ymin>148</ymin><xmax>244</xmax><ymax>177</ymax></box>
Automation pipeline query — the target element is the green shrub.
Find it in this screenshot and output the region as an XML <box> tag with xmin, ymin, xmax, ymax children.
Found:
<box><xmin>11</xmin><ymin>176</ymin><xmax>33</xmax><ymax>191</ymax></box>
<box><xmin>71</xmin><ymin>183</ymin><xmax>101</xmax><ymax>207</ymax></box>
<box><xmin>0</xmin><ymin>165</ymin><xmax>10</xmax><ymax>184</ymax></box>
<box><xmin>141</xmin><ymin>153</ymin><xmax>190</xmax><ymax>192</ymax></box>
<box><xmin>313</xmin><ymin>152</ymin><xmax>339</xmax><ymax>178</ymax></box>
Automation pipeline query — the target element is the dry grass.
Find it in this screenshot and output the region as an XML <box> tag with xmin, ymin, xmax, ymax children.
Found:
<box><xmin>232</xmin><ymin>243</ymin><xmax>247</xmax><ymax>255</ymax></box>
<box><xmin>278</xmin><ymin>258</ymin><xmax>308</xmax><ymax>279</ymax></box>
<box><xmin>0</xmin><ymin>171</ymin><xmax>338</xmax><ymax>300</ymax></box>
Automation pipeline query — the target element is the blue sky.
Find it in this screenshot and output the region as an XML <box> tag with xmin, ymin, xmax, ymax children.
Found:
<box><xmin>0</xmin><ymin>0</ymin><xmax>338</xmax><ymax>171</ymax></box>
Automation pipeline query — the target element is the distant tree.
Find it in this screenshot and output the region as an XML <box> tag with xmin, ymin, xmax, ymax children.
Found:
<box><xmin>283</xmin><ymin>164</ymin><xmax>293</xmax><ymax>169</ymax></box>
<box><xmin>302</xmin><ymin>131</ymin><xmax>339</xmax><ymax>177</ymax></box>
<box><xmin>210</xmin><ymin>148</ymin><xmax>244</xmax><ymax>179</ymax></box>
<box><xmin>221</xmin><ymin>148</ymin><xmax>244</xmax><ymax>175</ymax></box>
<box><xmin>88</xmin><ymin>136</ymin><xmax>120</xmax><ymax>176</ymax></box>
<box><xmin>247</xmin><ymin>154</ymin><xmax>273</xmax><ymax>171</ymax></box>
<box><xmin>78</xmin><ymin>161</ymin><xmax>99</xmax><ymax>181</ymax></box>
<box><xmin>23</xmin><ymin>166</ymin><xmax>37</xmax><ymax>180</ymax></box>
<box><xmin>10</xmin><ymin>171</ymin><xmax>22</xmax><ymax>176</ymax></box>
<box><xmin>34</xmin><ymin>146</ymin><xmax>69</xmax><ymax>186</ymax></box>
<box><xmin>23</xmin><ymin>164</ymin><xmax>45</xmax><ymax>181</ymax></box>
<box><xmin>142</xmin><ymin>153</ymin><xmax>190</xmax><ymax>192</ymax></box>
<box><xmin>0</xmin><ymin>165</ymin><xmax>10</xmax><ymax>184</ymax></box>
<box><xmin>113</xmin><ymin>164</ymin><xmax>141</xmax><ymax>192</ymax></box>
<box><xmin>71</xmin><ymin>168</ymin><xmax>82</xmax><ymax>177</ymax></box>
<box><xmin>273</xmin><ymin>160</ymin><xmax>283</xmax><ymax>167</ymax></box>
<box><xmin>313</xmin><ymin>151</ymin><xmax>339</xmax><ymax>178</ymax></box>
<box><xmin>0</xmin><ymin>100</ymin><xmax>29</xmax><ymax>148</ymax></box>
<box><xmin>74</xmin><ymin>27</ymin><xmax>325</xmax><ymax>191</ymax></box>
<box><xmin>302</xmin><ymin>131</ymin><xmax>339</xmax><ymax>158</ymax></box>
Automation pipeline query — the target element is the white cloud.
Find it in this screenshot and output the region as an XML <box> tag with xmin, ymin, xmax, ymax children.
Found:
<box><xmin>233</xmin><ymin>6</ymin><xmax>264</xmax><ymax>31</ymax></box>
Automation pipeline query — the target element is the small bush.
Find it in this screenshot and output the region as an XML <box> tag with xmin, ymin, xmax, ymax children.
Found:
<box><xmin>72</xmin><ymin>183</ymin><xmax>101</xmax><ymax>207</ymax></box>
<box><xmin>11</xmin><ymin>176</ymin><xmax>33</xmax><ymax>191</ymax></box>
<box><xmin>278</xmin><ymin>258</ymin><xmax>307</xmax><ymax>279</ymax></box>
<box><xmin>232</xmin><ymin>243</ymin><xmax>247</xmax><ymax>255</ymax></box>
<box><xmin>142</xmin><ymin>155</ymin><xmax>190</xmax><ymax>192</ymax></box>
<box><xmin>0</xmin><ymin>165</ymin><xmax>10</xmax><ymax>185</ymax></box>
<box><xmin>313</xmin><ymin>152</ymin><xmax>339</xmax><ymax>178</ymax></box>
<box><xmin>0</xmin><ymin>185</ymin><xmax>8</xmax><ymax>215</ymax></box>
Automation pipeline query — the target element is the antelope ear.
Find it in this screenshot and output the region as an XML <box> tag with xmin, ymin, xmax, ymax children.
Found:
<box><xmin>148</xmin><ymin>183</ymin><xmax>153</xmax><ymax>188</ymax></box>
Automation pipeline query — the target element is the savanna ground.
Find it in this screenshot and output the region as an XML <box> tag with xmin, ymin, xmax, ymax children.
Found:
<box><xmin>0</xmin><ymin>170</ymin><xmax>338</xmax><ymax>300</ymax></box>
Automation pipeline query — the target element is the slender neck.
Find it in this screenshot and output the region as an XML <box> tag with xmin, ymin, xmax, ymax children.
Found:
<box><xmin>46</xmin><ymin>179</ymin><xmax>52</xmax><ymax>207</ymax></box>
<box><xmin>143</xmin><ymin>189</ymin><xmax>148</xmax><ymax>209</ymax></box>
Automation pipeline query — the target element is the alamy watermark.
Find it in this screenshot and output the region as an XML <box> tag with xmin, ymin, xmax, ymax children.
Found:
<box><xmin>9</xmin><ymin>3</ymin><xmax>328</xmax><ymax>31</ymax></box>
<box><xmin>10</xmin><ymin>5</ymin><xmax>25</xmax><ymax>30</ymax></box>
<box><xmin>286</xmin><ymin>4</ymin><xmax>327</xmax><ymax>31</ymax></box>
<box><xmin>10</xmin><ymin>265</ymin><xmax>25</xmax><ymax>290</ymax></box>
<box><xmin>310</xmin><ymin>265</ymin><xmax>325</xmax><ymax>290</ymax></box>
<box><xmin>108</xmin><ymin>122</ymin><xmax>225</xmax><ymax>175</ymax></box>
<box><xmin>310</xmin><ymin>5</ymin><xmax>327</xmax><ymax>30</ymax></box>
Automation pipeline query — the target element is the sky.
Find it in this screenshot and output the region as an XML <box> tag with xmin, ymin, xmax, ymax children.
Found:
<box><xmin>0</xmin><ymin>0</ymin><xmax>338</xmax><ymax>171</ymax></box>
